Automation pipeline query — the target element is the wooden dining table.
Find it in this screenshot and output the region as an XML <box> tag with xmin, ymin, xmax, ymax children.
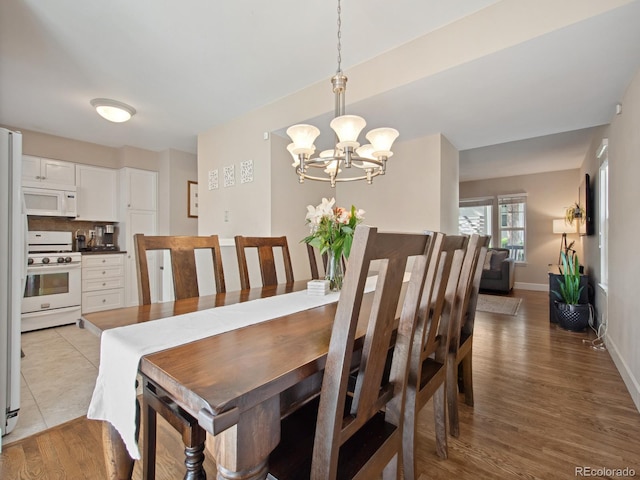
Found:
<box><xmin>81</xmin><ymin>280</ymin><xmax>376</xmax><ymax>480</ymax></box>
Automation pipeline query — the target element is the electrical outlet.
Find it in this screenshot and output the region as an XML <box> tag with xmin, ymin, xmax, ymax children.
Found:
<box><xmin>224</xmin><ymin>210</ymin><xmax>229</xmax><ymax>222</ymax></box>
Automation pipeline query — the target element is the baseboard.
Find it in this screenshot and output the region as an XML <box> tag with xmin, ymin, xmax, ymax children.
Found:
<box><xmin>605</xmin><ymin>334</ymin><xmax>640</xmax><ymax>413</ymax></box>
<box><xmin>514</xmin><ymin>282</ymin><xmax>547</xmax><ymax>291</ymax></box>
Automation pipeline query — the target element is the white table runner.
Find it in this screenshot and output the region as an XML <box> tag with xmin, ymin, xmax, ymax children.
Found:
<box><xmin>87</xmin><ymin>277</ymin><xmax>380</xmax><ymax>460</ymax></box>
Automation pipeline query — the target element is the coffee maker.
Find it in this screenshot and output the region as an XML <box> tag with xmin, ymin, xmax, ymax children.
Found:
<box><xmin>75</xmin><ymin>230</ymin><xmax>87</xmax><ymax>250</ymax></box>
<box><xmin>103</xmin><ymin>224</ymin><xmax>115</xmax><ymax>247</ymax></box>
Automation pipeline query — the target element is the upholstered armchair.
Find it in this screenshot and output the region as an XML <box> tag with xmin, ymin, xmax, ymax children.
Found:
<box><xmin>479</xmin><ymin>248</ymin><xmax>515</xmax><ymax>293</ymax></box>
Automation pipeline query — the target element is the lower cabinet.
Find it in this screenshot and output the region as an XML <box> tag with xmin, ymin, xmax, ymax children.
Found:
<box><xmin>82</xmin><ymin>254</ymin><xmax>125</xmax><ymax>314</ymax></box>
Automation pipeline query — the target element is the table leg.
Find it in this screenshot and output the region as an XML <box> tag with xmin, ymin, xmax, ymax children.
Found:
<box><xmin>102</xmin><ymin>422</ymin><xmax>135</xmax><ymax>480</ymax></box>
<box><xmin>211</xmin><ymin>396</ymin><xmax>280</xmax><ymax>480</ymax></box>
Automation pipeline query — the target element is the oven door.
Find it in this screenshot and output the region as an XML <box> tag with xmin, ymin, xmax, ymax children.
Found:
<box><xmin>22</xmin><ymin>263</ymin><xmax>81</xmax><ymax>314</ymax></box>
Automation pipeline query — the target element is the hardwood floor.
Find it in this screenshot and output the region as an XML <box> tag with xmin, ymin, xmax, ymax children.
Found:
<box><xmin>1</xmin><ymin>290</ymin><xmax>639</xmax><ymax>479</ymax></box>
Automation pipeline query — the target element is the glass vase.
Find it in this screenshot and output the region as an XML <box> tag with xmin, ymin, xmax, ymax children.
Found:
<box><xmin>326</xmin><ymin>250</ymin><xmax>344</xmax><ymax>292</ymax></box>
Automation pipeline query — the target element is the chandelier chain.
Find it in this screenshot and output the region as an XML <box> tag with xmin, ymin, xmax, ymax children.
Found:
<box><xmin>336</xmin><ymin>0</ymin><xmax>342</xmax><ymax>74</ymax></box>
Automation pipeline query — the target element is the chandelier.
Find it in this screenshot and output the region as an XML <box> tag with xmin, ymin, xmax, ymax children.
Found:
<box><xmin>286</xmin><ymin>0</ymin><xmax>399</xmax><ymax>187</ymax></box>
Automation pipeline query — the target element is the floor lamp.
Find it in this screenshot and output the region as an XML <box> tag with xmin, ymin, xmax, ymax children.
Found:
<box><xmin>553</xmin><ymin>219</ymin><xmax>578</xmax><ymax>267</ymax></box>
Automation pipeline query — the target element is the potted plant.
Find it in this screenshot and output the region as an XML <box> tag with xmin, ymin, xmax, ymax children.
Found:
<box><xmin>552</xmin><ymin>251</ymin><xmax>590</xmax><ymax>331</ymax></box>
<box><xmin>564</xmin><ymin>202</ymin><xmax>585</xmax><ymax>226</ymax></box>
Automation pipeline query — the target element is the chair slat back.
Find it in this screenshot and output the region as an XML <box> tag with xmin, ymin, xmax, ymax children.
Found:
<box><xmin>311</xmin><ymin>226</ymin><xmax>437</xmax><ymax>478</ymax></box>
<box><xmin>234</xmin><ymin>235</ymin><xmax>294</xmax><ymax>289</ymax></box>
<box><xmin>447</xmin><ymin>234</ymin><xmax>484</xmax><ymax>356</ymax></box>
<box><xmin>417</xmin><ymin>235</ymin><xmax>467</xmax><ymax>362</ymax></box>
<box><xmin>134</xmin><ymin>234</ymin><xmax>226</xmax><ymax>305</ymax></box>
<box><xmin>307</xmin><ymin>243</ymin><xmax>324</xmax><ymax>280</ymax></box>
<box><xmin>462</xmin><ymin>236</ymin><xmax>490</xmax><ymax>337</ymax></box>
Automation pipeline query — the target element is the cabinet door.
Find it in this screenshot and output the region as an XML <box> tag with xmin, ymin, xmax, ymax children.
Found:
<box><xmin>41</xmin><ymin>158</ymin><xmax>75</xmax><ymax>186</ymax></box>
<box><xmin>76</xmin><ymin>164</ymin><xmax>118</xmax><ymax>221</ymax></box>
<box><xmin>124</xmin><ymin>210</ymin><xmax>158</xmax><ymax>306</ymax></box>
<box><xmin>22</xmin><ymin>155</ymin><xmax>42</xmax><ymax>183</ymax></box>
<box><xmin>82</xmin><ymin>289</ymin><xmax>125</xmax><ymax>313</ymax></box>
<box><xmin>124</xmin><ymin>169</ymin><xmax>157</xmax><ymax>211</ymax></box>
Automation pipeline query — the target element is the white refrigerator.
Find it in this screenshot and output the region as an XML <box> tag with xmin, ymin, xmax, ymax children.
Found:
<box><xmin>0</xmin><ymin>127</ymin><xmax>24</xmax><ymax>444</ymax></box>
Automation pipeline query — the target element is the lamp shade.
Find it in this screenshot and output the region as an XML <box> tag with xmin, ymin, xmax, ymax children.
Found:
<box><xmin>286</xmin><ymin>124</ymin><xmax>320</xmax><ymax>155</ymax></box>
<box><xmin>287</xmin><ymin>143</ymin><xmax>300</xmax><ymax>167</ymax></box>
<box><xmin>324</xmin><ymin>160</ymin><xmax>341</xmax><ymax>175</ymax></box>
<box><xmin>330</xmin><ymin>115</ymin><xmax>366</xmax><ymax>149</ymax></box>
<box><xmin>553</xmin><ymin>219</ymin><xmax>578</xmax><ymax>234</ymax></box>
<box><xmin>366</xmin><ymin>127</ymin><xmax>399</xmax><ymax>158</ymax></box>
<box><xmin>355</xmin><ymin>144</ymin><xmax>378</xmax><ymax>168</ymax></box>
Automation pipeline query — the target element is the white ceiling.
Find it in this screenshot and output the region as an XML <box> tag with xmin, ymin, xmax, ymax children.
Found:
<box><xmin>1</xmin><ymin>0</ymin><xmax>640</xmax><ymax>180</ymax></box>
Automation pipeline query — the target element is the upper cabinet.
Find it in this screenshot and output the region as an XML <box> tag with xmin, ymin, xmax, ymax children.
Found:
<box><xmin>75</xmin><ymin>164</ymin><xmax>118</xmax><ymax>222</ymax></box>
<box><xmin>120</xmin><ymin>167</ymin><xmax>157</xmax><ymax>211</ymax></box>
<box><xmin>22</xmin><ymin>155</ymin><xmax>75</xmax><ymax>189</ymax></box>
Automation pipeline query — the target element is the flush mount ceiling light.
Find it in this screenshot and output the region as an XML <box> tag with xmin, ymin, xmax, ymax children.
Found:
<box><xmin>90</xmin><ymin>98</ymin><xmax>136</xmax><ymax>123</ymax></box>
<box><xmin>286</xmin><ymin>0</ymin><xmax>399</xmax><ymax>187</ymax></box>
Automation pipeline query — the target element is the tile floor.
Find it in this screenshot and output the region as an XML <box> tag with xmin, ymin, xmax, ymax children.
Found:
<box><xmin>1</xmin><ymin>324</ymin><xmax>101</xmax><ymax>446</ymax></box>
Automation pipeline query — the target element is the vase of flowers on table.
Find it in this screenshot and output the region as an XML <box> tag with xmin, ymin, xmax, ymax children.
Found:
<box><xmin>303</xmin><ymin>197</ymin><xmax>365</xmax><ymax>291</ymax></box>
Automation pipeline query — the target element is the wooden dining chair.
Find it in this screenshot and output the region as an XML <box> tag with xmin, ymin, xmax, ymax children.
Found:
<box><xmin>266</xmin><ymin>225</ymin><xmax>439</xmax><ymax>480</ymax></box>
<box><xmin>306</xmin><ymin>243</ymin><xmax>346</xmax><ymax>280</ymax></box>
<box><xmin>234</xmin><ymin>235</ymin><xmax>294</xmax><ymax>289</ymax></box>
<box><xmin>446</xmin><ymin>234</ymin><xmax>489</xmax><ymax>438</ymax></box>
<box><xmin>307</xmin><ymin>243</ymin><xmax>326</xmax><ymax>280</ymax></box>
<box><xmin>134</xmin><ymin>234</ymin><xmax>226</xmax><ymax>479</ymax></box>
<box><xmin>400</xmin><ymin>234</ymin><xmax>470</xmax><ymax>480</ymax></box>
<box><xmin>134</xmin><ymin>234</ymin><xmax>226</xmax><ymax>305</ymax></box>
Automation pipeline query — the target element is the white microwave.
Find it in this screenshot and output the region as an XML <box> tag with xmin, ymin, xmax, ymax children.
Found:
<box><xmin>23</xmin><ymin>186</ymin><xmax>77</xmax><ymax>217</ymax></box>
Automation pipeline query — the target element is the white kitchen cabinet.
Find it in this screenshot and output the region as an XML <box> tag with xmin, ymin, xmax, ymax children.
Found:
<box><xmin>22</xmin><ymin>155</ymin><xmax>75</xmax><ymax>188</ymax></box>
<box><xmin>119</xmin><ymin>167</ymin><xmax>159</xmax><ymax>306</ymax></box>
<box><xmin>121</xmin><ymin>167</ymin><xmax>157</xmax><ymax>211</ymax></box>
<box><xmin>81</xmin><ymin>254</ymin><xmax>125</xmax><ymax>313</ymax></box>
<box><xmin>75</xmin><ymin>164</ymin><xmax>118</xmax><ymax>222</ymax></box>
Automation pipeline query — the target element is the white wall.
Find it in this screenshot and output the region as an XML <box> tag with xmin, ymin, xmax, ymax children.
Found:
<box><xmin>336</xmin><ymin>133</ymin><xmax>458</xmax><ymax>235</ymax></box>
<box><xmin>168</xmin><ymin>149</ymin><xmax>198</xmax><ymax>235</ymax></box>
<box><xmin>606</xmin><ymin>68</ymin><xmax>640</xmax><ymax>412</ymax></box>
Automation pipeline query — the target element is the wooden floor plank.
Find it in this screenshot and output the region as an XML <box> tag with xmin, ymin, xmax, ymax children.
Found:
<box><xmin>1</xmin><ymin>289</ymin><xmax>639</xmax><ymax>479</ymax></box>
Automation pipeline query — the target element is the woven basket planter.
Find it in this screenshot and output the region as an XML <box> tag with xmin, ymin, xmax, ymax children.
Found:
<box><xmin>554</xmin><ymin>302</ymin><xmax>590</xmax><ymax>332</ymax></box>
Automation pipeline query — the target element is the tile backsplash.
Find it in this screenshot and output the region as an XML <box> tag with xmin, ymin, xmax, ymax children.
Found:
<box><xmin>28</xmin><ymin>216</ymin><xmax>119</xmax><ymax>251</ymax></box>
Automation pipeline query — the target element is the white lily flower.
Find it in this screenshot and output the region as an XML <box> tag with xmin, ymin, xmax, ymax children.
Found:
<box><xmin>317</xmin><ymin>197</ymin><xmax>336</xmax><ymax>218</ymax></box>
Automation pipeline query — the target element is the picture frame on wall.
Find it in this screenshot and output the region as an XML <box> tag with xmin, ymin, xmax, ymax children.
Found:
<box><xmin>188</xmin><ymin>180</ymin><xmax>198</xmax><ymax>218</ymax></box>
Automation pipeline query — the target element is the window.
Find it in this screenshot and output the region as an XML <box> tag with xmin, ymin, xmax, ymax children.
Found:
<box><xmin>599</xmin><ymin>158</ymin><xmax>609</xmax><ymax>289</ymax></box>
<box><xmin>498</xmin><ymin>195</ymin><xmax>526</xmax><ymax>261</ymax></box>
<box><xmin>459</xmin><ymin>193</ymin><xmax>527</xmax><ymax>262</ymax></box>
<box><xmin>459</xmin><ymin>197</ymin><xmax>493</xmax><ymax>237</ymax></box>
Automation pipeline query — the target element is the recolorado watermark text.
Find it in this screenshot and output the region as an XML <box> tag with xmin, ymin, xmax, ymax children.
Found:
<box><xmin>575</xmin><ymin>466</ymin><xmax>636</xmax><ymax>477</ymax></box>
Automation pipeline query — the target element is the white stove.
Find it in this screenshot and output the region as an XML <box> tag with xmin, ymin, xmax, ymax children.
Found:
<box><xmin>22</xmin><ymin>231</ymin><xmax>82</xmax><ymax>332</ymax></box>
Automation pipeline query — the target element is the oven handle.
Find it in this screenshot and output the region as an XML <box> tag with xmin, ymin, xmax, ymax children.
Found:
<box><xmin>27</xmin><ymin>263</ymin><xmax>81</xmax><ymax>273</ymax></box>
